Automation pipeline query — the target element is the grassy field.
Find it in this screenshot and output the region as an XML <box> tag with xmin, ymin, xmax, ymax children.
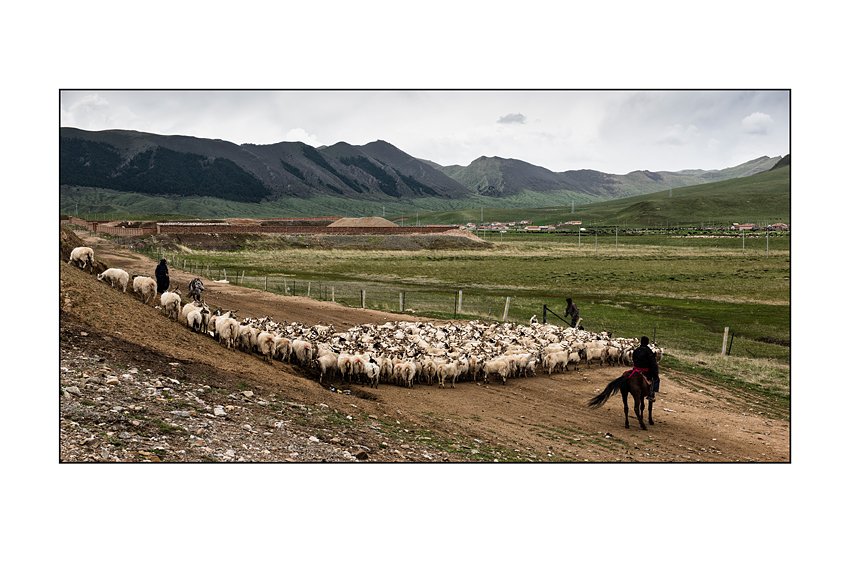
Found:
<box><xmin>59</xmin><ymin>163</ymin><xmax>790</xmax><ymax>224</ymax></box>
<box><xmin>146</xmin><ymin>229</ymin><xmax>791</xmax><ymax>373</ymax></box>
<box><xmin>412</xmin><ymin>165</ymin><xmax>790</xmax><ymax>228</ymax></box>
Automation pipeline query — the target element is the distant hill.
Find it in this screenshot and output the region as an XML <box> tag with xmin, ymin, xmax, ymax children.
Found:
<box><xmin>59</xmin><ymin>127</ymin><xmax>782</xmax><ymax>217</ymax></box>
<box><xmin>427</xmin><ymin>155</ymin><xmax>782</xmax><ymax>202</ymax></box>
<box><xmin>412</xmin><ymin>160</ymin><xmax>791</xmax><ymax>229</ymax></box>
<box><xmin>770</xmin><ymin>154</ymin><xmax>790</xmax><ymax>170</ymax></box>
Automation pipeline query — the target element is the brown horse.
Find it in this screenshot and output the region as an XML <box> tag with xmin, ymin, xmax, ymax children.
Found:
<box><xmin>588</xmin><ymin>368</ymin><xmax>654</xmax><ymax>430</ymax></box>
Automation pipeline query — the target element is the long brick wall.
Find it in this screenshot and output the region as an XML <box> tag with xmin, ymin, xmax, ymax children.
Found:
<box><xmin>64</xmin><ymin>216</ymin><xmax>457</xmax><ymax>237</ymax></box>
<box><xmin>63</xmin><ymin>216</ymin><xmax>157</xmax><ymax>236</ymax></box>
<box><xmin>156</xmin><ymin>224</ymin><xmax>457</xmax><ymax>235</ymax></box>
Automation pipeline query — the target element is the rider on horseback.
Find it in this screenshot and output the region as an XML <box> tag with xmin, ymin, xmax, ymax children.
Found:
<box><xmin>632</xmin><ymin>336</ymin><xmax>660</xmax><ymax>402</ymax></box>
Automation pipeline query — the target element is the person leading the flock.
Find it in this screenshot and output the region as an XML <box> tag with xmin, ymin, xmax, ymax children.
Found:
<box><xmin>155</xmin><ymin>259</ymin><xmax>170</xmax><ymax>294</ymax></box>
<box><xmin>565</xmin><ymin>298</ymin><xmax>580</xmax><ymax>328</ymax></box>
<box><xmin>632</xmin><ymin>336</ymin><xmax>660</xmax><ymax>402</ymax></box>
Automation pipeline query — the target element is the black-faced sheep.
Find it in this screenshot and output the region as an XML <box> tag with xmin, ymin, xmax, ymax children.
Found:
<box><xmin>97</xmin><ymin>268</ymin><xmax>130</xmax><ymax>293</ymax></box>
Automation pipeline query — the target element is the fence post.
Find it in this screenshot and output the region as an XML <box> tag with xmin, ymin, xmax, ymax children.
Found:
<box><xmin>722</xmin><ymin>327</ymin><xmax>729</xmax><ymax>355</ymax></box>
<box><xmin>307</xmin><ymin>282</ymin><xmax>311</xmax><ymax>297</ymax></box>
<box><xmin>457</xmin><ymin>290</ymin><xmax>463</xmax><ymax>315</ymax></box>
<box><xmin>361</xmin><ymin>290</ymin><xmax>365</xmax><ymax>309</ymax></box>
<box><xmin>399</xmin><ymin>292</ymin><xmax>403</xmax><ymax>313</ymax></box>
<box><xmin>241</xmin><ymin>270</ymin><xmax>245</xmax><ymax>284</ymax></box>
<box><xmin>264</xmin><ymin>276</ymin><xmax>268</xmax><ymax>291</ymax></box>
<box><xmin>543</xmin><ymin>304</ymin><xmax>547</xmax><ymax>324</ymax></box>
<box><xmin>503</xmin><ymin>297</ymin><xmax>511</xmax><ymax>322</ymax></box>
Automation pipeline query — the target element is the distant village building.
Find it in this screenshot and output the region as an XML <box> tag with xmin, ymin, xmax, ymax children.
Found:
<box><xmin>524</xmin><ymin>226</ymin><xmax>541</xmax><ymax>232</ymax></box>
<box><xmin>559</xmin><ymin>220</ymin><xmax>582</xmax><ymax>226</ymax></box>
<box><xmin>731</xmin><ymin>223</ymin><xmax>756</xmax><ymax>230</ymax></box>
<box><xmin>769</xmin><ymin>223</ymin><xmax>789</xmax><ymax>231</ymax></box>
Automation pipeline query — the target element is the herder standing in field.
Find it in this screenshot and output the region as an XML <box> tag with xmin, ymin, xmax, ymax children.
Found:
<box><xmin>155</xmin><ymin>259</ymin><xmax>170</xmax><ymax>294</ymax></box>
<box><xmin>565</xmin><ymin>298</ymin><xmax>581</xmax><ymax>328</ymax></box>
<box><xmin>632</xmin><ymin>336</ymin><xmax>660</xmax><ymax>402</ymax></box>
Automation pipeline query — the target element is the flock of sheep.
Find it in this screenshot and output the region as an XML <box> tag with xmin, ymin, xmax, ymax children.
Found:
<box><xmin>71</xmin><ymin>246</ymin><xmax>664</xmax><ymax>390</ymax></box>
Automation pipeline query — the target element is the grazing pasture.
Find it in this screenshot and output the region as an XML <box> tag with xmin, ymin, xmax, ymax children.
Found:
<box><xmin>144</xmin><ymin>229</ymin><xmax>790</xmax><ymax>373</ymax></box>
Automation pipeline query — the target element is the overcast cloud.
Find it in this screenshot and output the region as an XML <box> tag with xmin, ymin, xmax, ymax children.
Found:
<box><xmin>60</xmin><ymin>90</ymin><xmax>789</xmax><ymax>175</ymax></box>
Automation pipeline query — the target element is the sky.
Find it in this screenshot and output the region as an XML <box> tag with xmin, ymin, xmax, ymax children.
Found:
<box><xmin>59</xmin><ymin>90</ymin><xmax>789</xmax><ymax>175</ymax></box>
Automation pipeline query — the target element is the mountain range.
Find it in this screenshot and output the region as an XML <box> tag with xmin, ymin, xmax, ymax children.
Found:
<box><xmin>59</xmin><ymin>127</ymin><xmax>782</xmax><ymax>217</ymax></box>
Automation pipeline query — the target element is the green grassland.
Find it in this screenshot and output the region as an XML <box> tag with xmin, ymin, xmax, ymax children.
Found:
<box><xmin>413</xmin><ymin>165</ymin><xmax>791</xmax><ymax>228</ymax></box>
<box><xmin>149</xmin><ymin>229</ymin><xmax>790</xmax><ymax>369</ymax></box>
<box><xmin>59</xmin><ymin>164</ymin><xmax>790</xmax><ymax>224</ymax></box>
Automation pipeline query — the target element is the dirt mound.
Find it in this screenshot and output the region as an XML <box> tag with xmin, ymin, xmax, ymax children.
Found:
<box><xmin>327</xmin><ymin>217</ymin><xmax>399</xmax><ymax>228</ymax></box>
<box><xmin>60</xmin><ymin>225</ymin><xmax>109</xmax><ymax>274</ymax></box>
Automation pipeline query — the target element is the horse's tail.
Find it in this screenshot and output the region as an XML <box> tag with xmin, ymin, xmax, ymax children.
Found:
<box><xmin>588</xmin><ymin>374</ymin><xmax>628</xmax><ymax>408</ymax></box>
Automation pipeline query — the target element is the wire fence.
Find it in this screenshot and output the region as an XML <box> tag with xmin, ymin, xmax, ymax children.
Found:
<box><xmin>145</xmin><ymin>252</ymin><xmax>787</xmax><ymax>363</ymax></box>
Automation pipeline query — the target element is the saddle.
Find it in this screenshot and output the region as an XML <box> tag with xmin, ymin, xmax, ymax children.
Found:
<box><xmin>628</xmin><ymin>366</ymin><xmax>653</xmax><ymax>389</ymax></box>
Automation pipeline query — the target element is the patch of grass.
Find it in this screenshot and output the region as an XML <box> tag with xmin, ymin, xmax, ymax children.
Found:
<box><xmin>152</xmin><ymin>419</ymin><xmax>186</xmax><ymax>435</ymax></box>
<box><xmin>664</xmin><ymin>353</ymin><xmax>789</xmax><ymax>420</ymax></box>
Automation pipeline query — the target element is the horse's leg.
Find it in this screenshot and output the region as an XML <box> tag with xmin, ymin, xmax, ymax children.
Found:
<box><xmin>648</xmin><ymin>398</ymin><xmax>654</xmax><ymax>426</ymax></box>
<box><xmin>621</xmin><ymin>389</ymin><xmax>630</xmax><ymax>428</ymax></box>
<box><xmin>634</xmin><ymin>392</ymin><xmax>647</xmax><ymax>430</ymax></box>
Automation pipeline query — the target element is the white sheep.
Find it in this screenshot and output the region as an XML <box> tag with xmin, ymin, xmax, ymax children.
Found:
<box><xmin>291</xmin><ymin>339</ymin><xmax>314</xmax><ymax>368</ymax></box>
<box><xmin>363</xmin><ymin>361</ymin><xmax>380</xmax><ymax>388</ymax></box>
<box><xmin>421</xmin><ymin>358</ymin><xmax>438</xmax><ymax>386</ymax></box>
<box><xmin>97</xmin><ymin>268</ymin><xmax>129</xmax><ymax>293</ymax></box>
<box><xmin>483</xmin><ymin>356</ymin><xmax>510</xmax><ymax>385</ymax></box>
<box><xmin>133</xmin><ymin>276</ymin><xmax>157</xmax><ymax>305</ymax></box>
<box><xmin>257</xmin><ymin>331</ymin><xmax>276</xmax><ymax>364</ymax></box>
<box><xmin>160</xmin><ymin>289</ymin><xmax>181</xmax><ymax>321</ymax></box>
<box><xmin>215</xmin><ymin>313</ymin><xmax>239</xmax><ymax>349</ymax></box>
<box><xmin>187</xmin><ymin>305</ymin><xmax>210</xmax><ymax>334</ymax></box>
<box><xmin>313</xmin><ymin>353</ymin><xmax>338</xmax><ymax>384</ymax></box>
<box><xmin>437</xmin><ymin>359</ymin><xmax>458</xmax><ymax>388</ymax></box>
<box><xmin>393</xmin><ymin>359</ymin><xmax>416</xmax><ymax>388</ymax></box>
<box><xmin>68</xmin><ymin>247</ymin><xmax>95</xmax><ymax>272</ymax></box>
<box><xmin>583</xmin><ymin>343</ymin><xmax>607</xmax><ymax>367</ymax></box>
<box><xmin>379</xmin><ymin>356</ymin><xmax>394</xmax><ymax>385</ymax></box>
<box><xmin>542</xmin><ymin>350</ymin><xmax>567</xmax><ymax>374</ymax></box>
<box><xmin>238</xmin><ymin>324</ymin><xmax>259</xmax><ymax>353</ymax></box>
<box><xmin>181</xmin><ymin>300</ymin><xmax>207</xmax><ymax>325</ymax></box>
<box><xmin>273</xmin><ymin>336</ymin><xmax>293</xmax><ymax>362</ymax></box>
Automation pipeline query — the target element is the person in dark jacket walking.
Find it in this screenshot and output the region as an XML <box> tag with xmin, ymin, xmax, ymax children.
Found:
<box><xmin>565</xmin><ymin>298</ymin><xmax>580</xmax><ymax>328</ymax></box>
<box><xmin>155</xmin><ymin>259</ymin><xmax>170</xmax><ymax>294</ymax></box>
<box><xmin>632</xmin><ymin>336</ymin><xmax>660</xmax><ymax>402</ymax></box>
